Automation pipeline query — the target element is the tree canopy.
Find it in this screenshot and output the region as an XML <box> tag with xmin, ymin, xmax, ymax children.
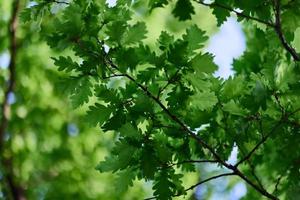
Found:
<box><xmin>1</xmin><ymin>0</ymin><xmax>300</xmax><ymax>199</ymax></box>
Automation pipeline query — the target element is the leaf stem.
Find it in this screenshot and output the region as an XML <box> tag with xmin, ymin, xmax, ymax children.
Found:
<box><xmin>180</xmin><ymin>172</ymin><xmax>235</xmax><ymax>194</ymax></box>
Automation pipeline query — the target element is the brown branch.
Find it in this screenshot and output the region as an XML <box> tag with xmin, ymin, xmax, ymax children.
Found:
<box><xmin>195</xmin><ymin>0</ymin><xmax>275</xmax><ymax>27</ymax></box>
<box><xmin>273</xmin><ymin>0</ymin><xmax>300</xmax><ymax>61</ymax></box>
<box><xmin>0</xmin><ymin>1</ymin><xmax>26</xmax><ymax>200</ymax></box>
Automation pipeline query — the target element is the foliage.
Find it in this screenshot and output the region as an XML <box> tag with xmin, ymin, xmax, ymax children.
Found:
<box><xmin>1</xmin><ymin>0</ymin><xmax>300</xmax><ymax>199</ymax></box>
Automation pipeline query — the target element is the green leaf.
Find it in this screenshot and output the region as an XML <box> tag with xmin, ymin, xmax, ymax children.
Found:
<box><xmin>140</xmin><ymin>147</ymin><xmax>158</xmax><ymax>180</ymax></box>
<box><xmin>122</xmin><ymin>22</ymin><xmax>147</xmax><ymax>46</ymax></box>
<box><xmin>221</xmin><ymin>75</ymin><xmax>246</xmax><ymax>99</ymax></box>
<box><xmin>153</xmin><ymin>170</ymin><xmax>185</xmax><ymax>200</ymax></box>
<box><xmin>119</xmin><ymin>123</ymin><xmax>142</xmax><ymax>139</ymax></box>
<box><xmin>158</xmin><ymin>31</ymin><xmax>174</xmax><ymax>51</ymax></box>
<box><xmin>114</xmin><ymin>170</ymin><xmax>136</xmax><ymax>194</ymax></box>
<box><xmin>212</xmin><ymin>6</ymin><xmax>231</xmax><ymax>26</ymax></box>
<box><xmin>86</xmin><ymin>103</ymin><xmax>113</xmax><ymax>126</ymax></box>
<box><xmin>106</xmin><ymin>21</ymin><xmax>127</xmax><ymax>45</ymax></box>
<box><xmin>190</xmin><ymin>53</ymin><xmax>218</xmax><ymax>74</ymax></box>
<box><xmin>52</xmin><ymin>56</ymin><xmax>79</xmax><ymax>73</ymax></box>
<box><xmin>19</xmin><ymin>8</ymin><xmax>32</xmax><ymax>23</ymax></box>
<box><xmin>115</xmin><ymin>47</ymin><xmax>140</xmax><ymax>71</ymax></box>
<box><xmin>70</xmin><ymin>78</ymin><xmax>93</xmax><ymax>108</ymax></box>
<box><xmin>223</xmin><ymin>100</ymin><xmax>248</xmax><ymax>116</ymax></box>
<box><xmin>97</xmin><ymin>140</ymin><xmax>137</xmax><ymax>172</ymax></box>
<box><xmin>172</xmin><ymin>0</ymin><xmax>195</xmax><ymax>21</ymax></box>
<box><xmin>191</xmin><ymin>91</ymin><xmax>218</xmax><ymax>111</ymax></box>
<box><xmin>187</xmin><ymin>74</ymin><xmax>212</xmax><ymax>92</ymax></box>
<box><xmin>282</xmin><ymin>5</ymin><xmax>300</xmax><ymax>42</ymax></box>
<box><xmin>182</xmin><ymin>25</ymin><xmax>208</xmax><ymax>55</ymax></box>
<box><xmin>153</xmin><ymin>171</ymin><xmax>173</xmax><ymax>200</ymax></box>
<box><xmin>57</xmin><ymin>76</ymin><xmax>93</xmax><ymax>107</ymax></box>
<box><xmin>102</xmin><ymin>109</ymin><xmax>126</xmax><ymax>131</ymax></box>
<box><xmin>19</xmin><ymin>4</ymin><xmax>47</xmax><ymax>23</ymax></box>
<box><xmin>167</xmin><ymin>40</ymin><xmax>188</xmax><ymax>66</ymax></box>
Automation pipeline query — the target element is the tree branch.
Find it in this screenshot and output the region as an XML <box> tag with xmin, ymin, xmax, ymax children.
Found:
<box><xmin>195</xmin><ymin>0</ymin><xmax>275</xmax><ymax>27</ymax></box>
<box><xmin>273</xmin><ymin>0</ymin><xmax>300</xmax><ymax>61</ymax></box>
<box><xmin>234</xmin><ymin>169</ymin><xmax>278</xmax><ymax>200</ymax></box>
<box><xmin>180</xmin><ymin>172</ymin><xmax>235</xmax><ymax>194</ymax></box>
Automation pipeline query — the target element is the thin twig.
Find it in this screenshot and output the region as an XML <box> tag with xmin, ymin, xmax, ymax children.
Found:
<box><xmin>144</xmin><ymin>172</ymin><xmax>235</xmax><ymax>200</ymax></box>
<box><xmin>181</xmin><ymin>172</ymin><xmax>235</xmax><ymax>194</ymax></box>
<box><xmin>235</xmin><ymin>120</ymin><xmax>283</xmax><ymax>167</ymax></box>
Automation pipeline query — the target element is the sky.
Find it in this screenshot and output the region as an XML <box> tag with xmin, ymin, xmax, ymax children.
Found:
<box><xmin>207</xmin><ymin>17</ymin><xmax>246</xmax><ymax>79</ymax></box>
<box><xmin>0</xmin><ymin>52</ymin><xmax>9</xmax><ymax>69</ymax></box>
